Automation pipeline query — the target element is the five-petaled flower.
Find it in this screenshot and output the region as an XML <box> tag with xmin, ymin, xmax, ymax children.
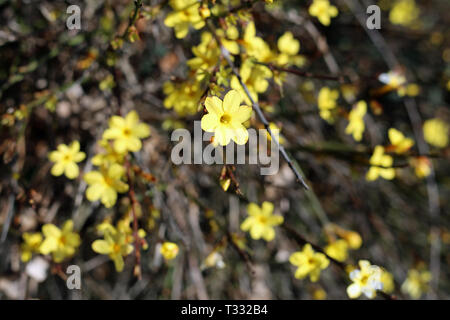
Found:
<box><xmin>309</xmin><ymin>0</ymin><xmax>339</xmax><ymax>26</ymax></box>
<box><xmin>401</xmin><ymin>268</ymin><xmax>432</xmax><ymax>299</ymax></box>
<box><xmin>347</xmin><ymin>260</ymin><xmax>383</xmax><ymax>299</ymax></box>
<box><xmin>49</xmin><ymin>141</ymin><xmax>85</xmax><ymax>179</ymax></box>
<box><xmin>39</xmin><ymin>220</ymin><xmax>81</xmax><ymax>263</ymax></box>
<box><xmin>103</xmin><ymin>111</ymin><xmax>151</xmax><ymax>154</ymax></box>
<box><xmin>84</xmin><ymin>163</ymin><xmax>129</xmax><ymax>208</ymax></box>
<box><xmin>289</xmin><ymin>244</ymin><xmax>330</xmax><ymax>282</ymax></box>
<box><xmin>201</xmin><ymin>90</ymin><xmax>252</xmax><ymax>146</ymax></box>
<box><xmin>240</xmin><ymin>201</ymin><xmax>283</xmax><ymax>241</ymax></box>
<box><xmin>92</xmin><ymin>227</ymin><xmax>134</xmax><ymax>272</ymax></box>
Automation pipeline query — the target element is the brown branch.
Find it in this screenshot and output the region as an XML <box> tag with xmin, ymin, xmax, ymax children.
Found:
<box><xmin>125</xmin><ymin>156</ymin><xmax>142</xmax><ymax>279</ymax></box>
<box><xmin>226</xmin><ymin>231</ymin><xmax>255</xmax><ymax>276</ymax></box>
<box><xmin>258</xmin><ymin>62</ymin><xmax>347</xmax><ymax>83</ymax></box>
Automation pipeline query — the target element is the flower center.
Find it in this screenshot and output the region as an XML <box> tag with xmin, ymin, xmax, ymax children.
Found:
<box><xmin>122</xmin><ymin>128</ymin><xmax>131</xmax><ymax>137</ymax></box>
<box><xmin>220</xmin><ymin>114</ymin><xmax>231</xmax><ymax>124</ymax></box>
<box><xmin>257</xmin><ymin>215</ymin><xmax>267</xmax><ymax>224</ymax></box>
<box><xmin>113</xmin><ymin>244</ymin><xmax>121</xmax><ymax>253</ymax></box>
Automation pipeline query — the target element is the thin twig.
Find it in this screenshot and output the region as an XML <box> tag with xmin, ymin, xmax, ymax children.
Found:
<box><xmin>125</xmin><ymin>156</ymin><xmax>142</xmax><ymax>279</ymax></box>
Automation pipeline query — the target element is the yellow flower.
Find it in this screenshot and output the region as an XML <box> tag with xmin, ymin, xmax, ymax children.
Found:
<box><xmin>366</xmin><ymin>146</ymin><xmax>395</xmax><ymax>181</ymax></box>
<box><xmin>39</xmin><ymin>220</ymin><xmax>81</xmax><ymax>263</ymax></box>
<box><xmin>164</xmin><ymin>0</ymin><xmax>207</xmax><ymax>39</ymax></box>
<box><xmin>410</xmin><ymin>156</ymin><xmax>431</xmax><ymax>179</ymax></box>
<box><xmin>340</xmin><ymin>230</ymin><xmax>362</xmax><ymax>250</ymax></box>
<box><xmin>398</xmin><ymin>83</ymin><xmax>420</xmax><ymax>97</ymax></box>
<box><xmin>241</xmin><ymin>22</ymin><xmax>272</xmax><ymax>62</ymax></box>
<box><xmin>163</xmin><ymin>80</ymin><xmax>203</xmax><ymax>116</ymax></box>
<box><xmin>240</xmin><ymin>201</ymin><xmax>283</xmax><ymax>241</ymax></box>
<box><xmin>84</xmin><ymin>164</ymin><xmax>129</xmax><ymax>208</ymax></box>
<box><xmin>278</xmin><ymin>32</ymin><xmax>299</xmax><ymax>56</ymax></box>
<box><xmin>276</xmin><ymin>32</ymin><xmax>304</xmax><ymax>66</ymax></box>
<box><xmin>92</xmin><ymin>139</ymin><xmax>126</xmax><ymax>167</ymax></box>
<box><xmin>401</xmin><ymin>269</ymin><xmax>431</xmax><ymax>299</ymax></box>
<box><xmin>381</xmin><ymin>269</ymin><xmax>395</xmax><ymax>294</ymax></box>
<box><xmin>92</xmin><ymin>227</ymin><xmax>134</xmax><ymax>272</ymax></box>
<box><xmin>318</xmin><ymin>87</ymin><xmax>339</xmax><ymax>123</ymax></box>
<box><xmin>231</xmin><ymin>59</ymin><xmax>272</xmax><ymax>105</ymax></box>
<box><xmin>201</xmin><ymin>90</ymin><xmax>252</xmax><ymax>146</ymax></box>
<box><xmin>423</xmin><ymin>118</ymin><xmax>449</xmax><ymax>148</ymax></box>
<box><xmin>325</xmin><ymin>239</ymin><xmax>348</xmax><ymax>262</ymax></box>
<box><xmin>289</xmin><ymin>244</ymin><xmax>330</xmax><ymax>282</ymax></box>
<box><xmin>326</xmin><ymin>224</ymin><xmax>363</xmax><ymax>249</ymax></box>
<box><xmin>160</xmin><ymin>242</ymin><xmax>179</xmax><ymax>260</ymax></box>
<box><xmin>20</xmin><ymin>232</ymin><xmax>43</xmax><ymax>262</ymax></box>
<box><xmin>48</xmin><ymin>141</ymin><xmax>85</xmax><ymax>179</ymax></box>
<box><xmin>388</xmin><ymin>128</ymin><xmax>414</xmax><ymax>154</ymax></box>
<box><xmin>389</xmin><ymin>0</ymin><xmax>419</xmax><ymax>27</ymax></box>
<box><xmin>308</xmin><ymin>0</ymin><xmax>339</xmax><ymax>26</ymax></box>
<box><xmin>347</xmin><ymin>260</ymin><xmax>383</xmax><ymax>299</ymax></box>
<box><xmin>345</xmin><ymin>101</ymin><xmax>367</xmax><ymax>141</ymax></box>
<box><xmin>103</xmin><ymin>111</ymin><xmax>151</xmax><ymax>154</ymax></box>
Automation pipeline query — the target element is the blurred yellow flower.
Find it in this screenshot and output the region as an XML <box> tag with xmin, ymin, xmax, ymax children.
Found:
<box><xmin>201</xmin><ymin>90</ymin><xmax>252</xmax><ymax>146</ymax></box>
<box><xmin>410</xmin><ymin>156</ymin><xmax>431</xmax><ymax>179</ymax></box>
<box><xmin>389</xmin><ymin>0</ymin><xmax>419</xmax><ymax>27</ymax></box>
<box><xmin>160</xmin><ymin>242</ymin><xmax>179</xmax><ymax>260</ymax></box>
<box><xmin>423</xmin><ymin>118</ymin><xmax>449</xmax><ymax>148</ymax></box>
<box><xmin>381</xmin><ymin>269</ymin><xmax>395</xmax><ymax>294</ymax></box>
<box><xmin>84</xmin><ymin>164</ymin><xmax>129</xmax><ymax>208</ymax></box>
<box><xmin>20</xmin><ymin>232</ymin><xmax>43</xmax><ymax>262</ymax></box>
<box><xmin>345</xmin><ymin>101</ymin><xmax>367</xmax><ymax>141</ymax></box>
<box><xmin>366</xmin><ymin>146</ymin><xmax>395</xmax><ymax>181</ymax></box>
<box><xmin>164</xmin><ymin>0</ymin><xmax>207</xmax><ymax>39</ymax></box>
<box><xmin>309</xmin><ymin>0</ymin><xmax>338</xmax><ymax>26</ymax></box>
<box><xmin>163</xmin><ymin>80</ymin><xmax>203</xmax><ymax>116</ymax></box>
<box><xmin>312</xmin><ymin>287</ymin><xmax>327</xmax><ymax>300</ymax></box>
<box><xmin>240</xmin><ymin>201</ymin><xmax>283</xmax><ymax>241</ymax></box>
<box><xmin>388</xmin><ymin>128</ymin><xmax>414</xmax><ymax>154</ymax></box>
<box><xmin>325</xmin><ymin>239</ymin><xmax>348</xmax><ymax>262</ymax></box>
<box><xmin>242</xmin><ymin>22</ymin><xmax>272</xmax><ymax>62</ymax></box>
<box><xmin>103</xmin><ymin>111</ymin><xmax>150</xmax><ymax>154</ymax></box>
<box><xmin>318</xmin><ymin>87</ymin><xmax>339</xmax><ymax>123</ymax></box>
<box><xmin>401</xmin><ymin>268</ymin><xmax>431</xmax><ymax>299</ymax></box>
<box><xmin>39</xmin><ymin>220</ymin><xmax>80</xmax><ymax>263</ymax></box>
<box><xmin>347</xmin><ymin>260</ymin><xmax>383</xmax><ymax>299</ymax></box>
<box><xmin>92</xmin><ymin>227</ymin><xmax>134</xmax><ymax>272</ymax></box>
<box><xmin>231</xmin><ymin>59</ymin><xmax>272</xmax><ymax>105</ymax></box>
<box><xmin>276</xmin><ymin>32</ymin><xmax>304</xmax><ymax>66</ymax></box>
<box><xmin>49</xmin><ymin>141</ymin><xmax>85</xmax><ymax>179</ymax></box>
<box><xmin>92</xmin><ymin>139</ymin><xmax>126</xmax><ymax>167</ymax></box>
<box><xmin>289</xmin><ymin>244</ymin><xmax>330</xmax><ymax>282</ymax></box>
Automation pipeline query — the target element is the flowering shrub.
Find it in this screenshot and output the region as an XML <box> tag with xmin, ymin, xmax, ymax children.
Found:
<box><xmin>0</xmin><ymin>0</ymin><xmax>448</xmax><ymax>300</ymax></box>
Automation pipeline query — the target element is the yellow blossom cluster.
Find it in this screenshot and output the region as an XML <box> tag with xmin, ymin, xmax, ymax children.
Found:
<box><xmin>84</xmin><ymin>111</ymin><xmax>150</xmax><ymax>208</ymax></box>
<box><xmin>92</xmin><ymin>216</ymin><xmax>149</xmax><ymax>271</ymax></box>
<box><xmin>21</xmin><ymin>220</ymin><xmax>80</xmax><ymax>263</ymax></box>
